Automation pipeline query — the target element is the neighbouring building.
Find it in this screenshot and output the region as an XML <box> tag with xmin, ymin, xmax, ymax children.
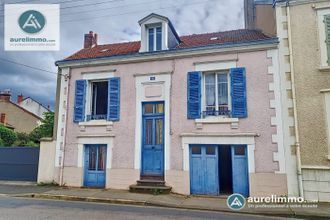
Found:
<box><xmin>0</xmin><ymin>90</ymin><xmax>42</xmax><ymax>133</ymax></box>
<box><xmin>244</xmin><ymin>0</ymin><xmax>277</xmax><ymax>37</ymax></box>
<box><xmin>244</xmin><ymin>0</ymin><xmax>300</xmax><ymax>199</ymax></box>
<box><xmin>39</xmin><ymin>13</ymin><xmax>288</xmax><ymax>197</ymax></box>
<box><xmin>17</xmin><ymin>95</ymin><xmax>51</xmax><ymax>119</ymax></box>
<box><xmin>272</xmin><ymin>0</ymin><xmax>330</xmax><ymax>202</ymax></box>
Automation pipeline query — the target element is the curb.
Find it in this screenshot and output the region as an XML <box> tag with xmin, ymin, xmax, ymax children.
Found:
<box><xmin>20</xmin><ymin>193</ymin><xmax>147</xmax><ymax>206</ymax></box>
<box><xmin>0</xmin><ymin>181</ymin><xmax>37</xmax><ymax>186</ymax></box>
<box><xmin>13</xmin><ymin>193</ymin><xmax>330</xmax><ymax>219</ymax></box>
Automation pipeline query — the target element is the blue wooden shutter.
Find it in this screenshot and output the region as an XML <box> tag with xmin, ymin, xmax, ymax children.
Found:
<box><xmin>230</xmin><ymin>68</ymin><xmax>247</xmax><ymax>118</ymax></box>
<box><xmin>187</xmin><ymin>71</ymin><xmax>201</xmax><ymax>119</ymax></box>
<box><xmin>325</xmin><ymin>15</ymin><xmax>330</xmax><ymax>65</ymax></box>
<box><xmin>74</xmin><ymin>80</ymin><xmax>87</xmax><ymax>122</ymax></box>
<box><xmin>107</xmin><ymin>77</ymin><xmax>120</xmax><ymax>121</ymax></box>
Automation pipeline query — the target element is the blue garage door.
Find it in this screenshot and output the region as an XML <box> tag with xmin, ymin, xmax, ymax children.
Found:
<box><xmin>231</xmin><ymin>145</ymin><xmax>249</xmax><ymax>197</ymax></box>
<box><xmin>190</xmin><ymin>145</ymin><xmax>249</xmax><ymax>197</ymax></box>
<box><xmin>190</xmin><ymin>145</ymin><xmax>219</xmax><ymax>195</ymax></box>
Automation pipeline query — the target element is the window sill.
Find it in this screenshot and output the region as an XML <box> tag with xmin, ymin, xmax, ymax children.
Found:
<box><xmin>79</xmin><ymin>120</ymin><xmax>113</xmax><ymax>132</ymax></box>
<box><xmin>79</xmin><ymin>120</ymin><xmax>113</xmax><ymax>126</ymax></box>
<box><xmin>319</xmin><ymin>66</ymin><xmax>330</xmax><ymax>72</ymax></box>
<box><xmin>195</xmin><ymin>117</ymin><xmax>239</xmax><ymax>129</ymax></box>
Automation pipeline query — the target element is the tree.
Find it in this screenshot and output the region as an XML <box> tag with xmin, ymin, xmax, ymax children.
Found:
<box><xmin>13</xmin><ymin>132</ymin><xmax>38</xmax><ymax>147</ymax></box>
<box><xmin>0</xmin><ymin>138</ymin><xmax>4</xmax><ymax>146</ymax></box>
<box><xmin>0</xmin><ymin>125</ymin><xmax>17</xmax><ymax>146</ymax></box>
<box><xmin>29</xmin><ymin>112</ymin><xmax>54</xmax><ymax>143</ymax></box>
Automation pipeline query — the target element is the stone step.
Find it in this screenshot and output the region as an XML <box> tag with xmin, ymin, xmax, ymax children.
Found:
<box><xmin>140</xmin><ymin>175</ymin><xmax>164</xmax><ymax>181</ymax></box>
<box><xmin>129</xmin><ymin>185</ymin><xmax>172</xmax><ymax>194</ymax></box>
<box><xmin>137</xmin><ymin>179</ymin><xmax>165</xmax><ymax>186</ymax></box>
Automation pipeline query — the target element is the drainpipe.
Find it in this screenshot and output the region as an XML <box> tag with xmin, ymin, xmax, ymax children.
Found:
<box><xmin>286</xmin><ymin>2</ymin><xmax>304</xmax><ymax>198</ymax></box>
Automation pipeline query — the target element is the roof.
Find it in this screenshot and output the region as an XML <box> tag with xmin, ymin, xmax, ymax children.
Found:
<box><xmin>254</xmin><ymin>0</ymin><xmax>274</xmax><ymax>4</ymax></box>
<box><xmin>62</xmin><ymin>29</ymin><xmax>272</xmax><ymax>62</ymax></box>
<box><xmin>21</xmin><ymin>97</ymin><xmax>52</xmax><ymax>112</ymax></box>
<box><xmin>138</xmin><ymin>13</ymin><xmax>169</xmax><ymax>25</ymax></box>
<box><xmin>138</xmin><ymin>13</ymin><xmax>180</xmax><ymax>42</ymax></box>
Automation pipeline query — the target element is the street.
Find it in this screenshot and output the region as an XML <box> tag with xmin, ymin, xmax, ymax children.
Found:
<box><xmin>0</xmin><ymin>196</ymin><xmax>287</xmax><ymax>220</ymax></box>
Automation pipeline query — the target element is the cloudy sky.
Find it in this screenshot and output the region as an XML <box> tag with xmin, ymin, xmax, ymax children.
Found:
<box><xmin>0</xmin><ymin>0</ymin><xmax>244</xmax><ymax>109</ymax></box>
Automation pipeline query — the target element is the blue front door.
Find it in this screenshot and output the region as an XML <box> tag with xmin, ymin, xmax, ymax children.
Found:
<box><xmin>84</xmin><ymin>145</ymin><xmax>107</xmax><ymax>187</ymax></box>
<box><xmin>141</xmin><ymin>102</ymin><xmax>164</xmax><ymax>177</ymax></box>
<box><xmin>190</xmin><ymin>145</ymin><xmax>219</xmax><ymax>195</ymax></box>
<box><xmin>231</xmin><ymin>145</ymin><xmax>249</xmax><ymax>197</ymax></box>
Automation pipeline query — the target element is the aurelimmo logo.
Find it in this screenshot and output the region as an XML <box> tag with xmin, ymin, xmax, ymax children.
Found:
<box><xmin>4</xmin><ymin>4</ymin><xmax>59</xmax><ymax>51</ymax></box>
<box><xmin>227</xmin><ymin>193</ymin><xmax>246</xmax><ymax>211</ymax></box>
<box><xmin>19</xmin><ymin>10</ymin><xmax>46</xmax><ymax>34</ymax></box>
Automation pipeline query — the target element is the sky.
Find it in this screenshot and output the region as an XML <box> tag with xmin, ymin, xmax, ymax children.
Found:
<box><xmin>0</xmin><ymin>0</ymin><xmax>244</xmax><ymax>109</ymax></box>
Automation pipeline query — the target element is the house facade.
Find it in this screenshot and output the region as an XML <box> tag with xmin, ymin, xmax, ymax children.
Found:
<box><xmin>274</xmin><ymin>0</ymin><xmax>330</xmax><ymax>202</ymax></box>
<box><xmin>17</xmin><ymin>95</ymin><xmax>51</xmax><ymax>119</ymax></box>
<box><xmin>43</xmin><ymin>13</ymin><xmax>287</xmax><ymax>196</ymax></box>
<box><xmin>0</xmin><ymin>90</ymin><xmax>42</xmax><ymax>133</ymax></box>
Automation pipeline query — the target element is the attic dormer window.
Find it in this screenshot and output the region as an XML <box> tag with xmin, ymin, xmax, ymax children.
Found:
<box><xmin>148</xmin><ymin>26</ymin><xmax>162</xmax><ymax>52</ymax></box>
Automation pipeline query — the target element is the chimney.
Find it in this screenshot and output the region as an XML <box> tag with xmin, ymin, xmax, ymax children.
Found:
<box><xmin>17</xmin><ymin>94</ymin><xmax>24</xmax><ymax>104</ymax></box>
<box><xmin>84</xmin><ymin>31</ymin><xmax>98</xmax><ymax>48</ymax></box>
<box><xmin>0</xmin><ymin>113</ymin><xmax>6</xmax><ymax>125</ymax></box>
<box><xmin>244</xmin><ymin>0</ymin><xmax>276</xmax><ymax>36</ymax></box>
<box><xmin>244</xmin><ymin>0</ymin><xmax>255</xmax><ymax>29</ymax></box>
<box><xmin>0</xmin><ymin>90</ymin><xmax>11</xmax><ymax>102</ymax></box>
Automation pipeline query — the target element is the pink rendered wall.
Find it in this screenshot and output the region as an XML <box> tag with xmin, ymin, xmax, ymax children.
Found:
<box><xmin>64</xmin><ymin>50</ymin><xmax>278</xmax><ymax>173</ymax></box>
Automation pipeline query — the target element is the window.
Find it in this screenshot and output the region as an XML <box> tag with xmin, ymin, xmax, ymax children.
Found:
<box><xmin>234</xmin><ymin>146</ymin><xmax>246</xmax><ymax>156</ymax></box>
<box><xmin>206</xmin><ymin>147</ymin><xmax>216</xmax><ymax>155</ymax></box>
<box><xmin>97</xmin><ymin>146</ymin><xmax>107</xmax><ymax>171</ymax></box>
<box><xmin>191</xmin><ymin>146</ymin><xmax>201</xmax><ymax>154</ymax></box>
<box><xmin>317</xmin><ymin>10</ymin><xmax>330</xmax><ymax>67</ymax></box>
<box><xmin>89</xmin><ymin>81</ymin><xmax>108</xmax><ymax>120</ymax></box>
<box><xmin>148</xmin><ymin>26</ymin><xmax>162</xmax><ymax>52</ymax></box>
<box><xmin>74</xmin><ymin>77</ymin><xmax>120</xmax><ymax>123</ymax></box>
<box><xmin>203</xmin><ymin>72</ymin><xmax>230</xmax><ymax>117</ymax></box>
<box><xmin>324</xmin><ymin>15</ymin><xmax>330</xmax><ymax>65</ymax></box>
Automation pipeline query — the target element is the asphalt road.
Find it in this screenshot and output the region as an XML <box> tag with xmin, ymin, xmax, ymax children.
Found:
<box><xmin>0</xmin><ymin>196</ymin><xmax>290</xmax><ymax>220</ymax></box>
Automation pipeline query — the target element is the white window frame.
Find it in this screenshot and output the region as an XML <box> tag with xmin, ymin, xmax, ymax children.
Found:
<box><xmin>147</xmin><ymin>24</ymin><xmax>162</xmax><ymax>52</ymax></box>
<box><xmin>88</xmin><ymin>80</ymin><xmax>108</xmax><ymax>120</ymax></box>
<box><xmin>201</xmin><ymin>70</ymin><xmax>231</xmax><ymax>117</ymax></box>
<box><xmin>82</xmin><ymin>71</ymin><xmax>115</xmax><ymax>121</ymax></box>
<box><xmin>317</xmin><ymin>9</ymin><xmax>330</xmax><ymax>67</ymax></box>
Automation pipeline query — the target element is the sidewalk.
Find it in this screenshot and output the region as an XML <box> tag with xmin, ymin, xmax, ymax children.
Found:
<box><xmin>0</xmin><ymin>183</ymin><xmax>329</xmax><ymax>219</ymax></box>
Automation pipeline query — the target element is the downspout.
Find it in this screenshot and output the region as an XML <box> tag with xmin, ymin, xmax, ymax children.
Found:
<box><xmin>286</xmin><ymin>2</ymin><xmax>304</xmax><ymax>198</ymax></box>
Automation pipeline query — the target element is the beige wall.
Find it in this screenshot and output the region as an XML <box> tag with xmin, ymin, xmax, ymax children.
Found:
<box><xmin>0</xmin><ymin>100</ymin><xmax>40</xmax><ymax>133</ymax></box>
<box><xmin>255</xmin><ymin>5</ymin><xmax>276</xmax><ymax>37</ymax></box>
<box><xmin>107</xmin><ymin>169</ymin><xmax>140</xmax><ymax>189</ymax></box>
<box><xmin>249</xmin><ymin>173</ymin><xmax>288</xmax><ymax>197</ymax></box>
<box><xmin>37</xmin><ymin>139</ymin><xmax>56</xmax><ymax>183</ymax></box>
<box><xmin>289</xmin><ymin>2</ymin><xmax>330</xmax><ymax>166</ymax></box>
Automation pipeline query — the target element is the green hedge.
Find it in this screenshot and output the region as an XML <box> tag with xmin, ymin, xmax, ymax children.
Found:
<box><xmin>0</xmin><ymin>125</ymin><xmax>17</xmax><ymax>146</ymax></box>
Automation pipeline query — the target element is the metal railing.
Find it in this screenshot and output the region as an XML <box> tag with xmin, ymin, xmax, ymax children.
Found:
<box><xmin>202</xmin><ymin>105</ymin><xmax>231</xmax><ymax>118</ymax></box>
<box><xmin>86</xmin><ymin>114</ymin><xmax>107</xmax><ymax>121</ymax></box>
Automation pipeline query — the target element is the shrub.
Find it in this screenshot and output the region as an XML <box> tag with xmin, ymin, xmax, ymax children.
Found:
<box><xmin>0</xmin><ymin>125</ymin><xmax>17</xmax><ymax>146</ymax></box>
<box><xmin>0</xmin><ymin>138</ymin><xmax>4</xmax><ymax>147</ymax></box>
<box><xmin>29</xmin><ymin>112</ymin><xmax>54</xmax><ymax>143</ymax></box>
<box><xmin>13</xmin><ymin>132</ymin><xmax>31</xmax><ymax>146</ymax></box>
